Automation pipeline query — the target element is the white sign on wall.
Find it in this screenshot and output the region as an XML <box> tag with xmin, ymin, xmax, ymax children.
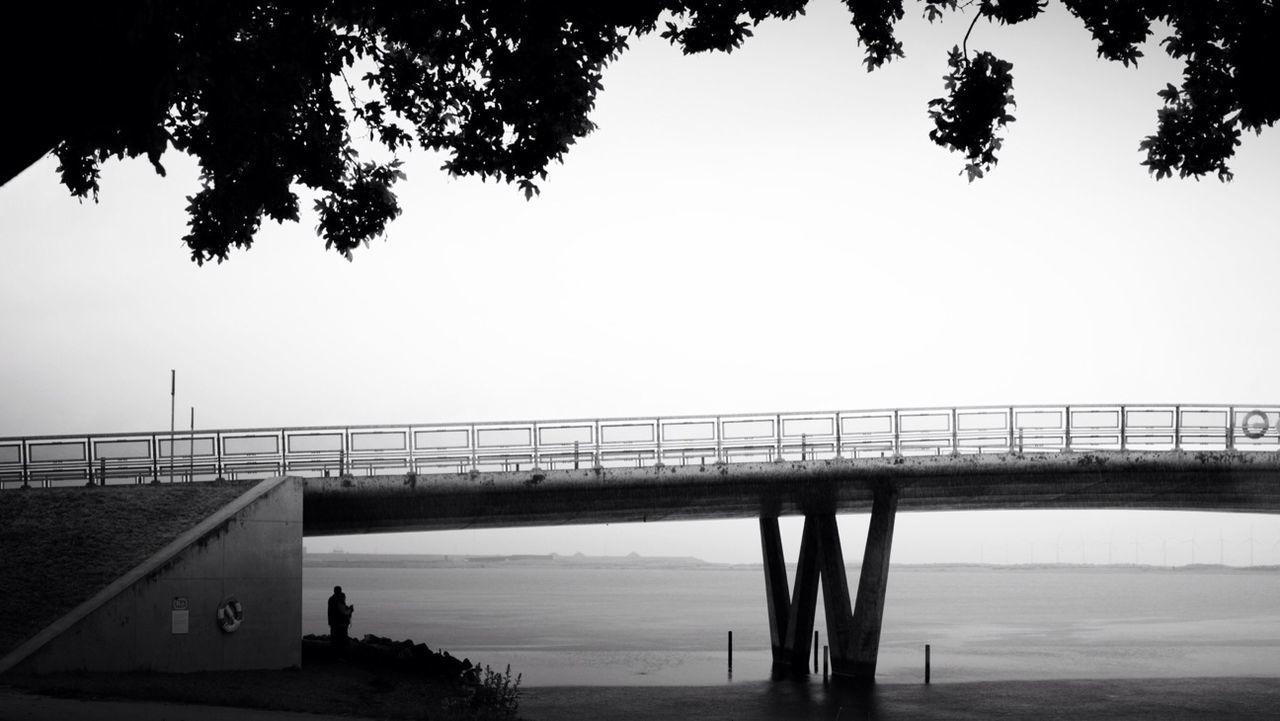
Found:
<box><xmin>171</xmin><ymin>596</ymin><xmax>189</xmax><ymax>635</ymax></box>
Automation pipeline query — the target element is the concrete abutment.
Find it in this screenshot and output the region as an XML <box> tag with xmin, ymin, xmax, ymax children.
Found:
<box><xmin>1</xmin><ymin>477</ymin><xmax>303</xmax><ymax>675</ymax></box>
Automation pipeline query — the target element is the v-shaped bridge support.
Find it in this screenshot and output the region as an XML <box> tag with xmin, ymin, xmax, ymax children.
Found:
<box><xmin>759</xmin><ymin>488</ymin><xmax>898</xmax><ymax>683</ymax></box>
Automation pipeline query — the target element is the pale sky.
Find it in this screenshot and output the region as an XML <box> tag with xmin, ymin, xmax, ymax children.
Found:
<box><xmin>2</xmin><ymin>2</ymin><xmax>1279</xmax><ymax>565</ymax></box>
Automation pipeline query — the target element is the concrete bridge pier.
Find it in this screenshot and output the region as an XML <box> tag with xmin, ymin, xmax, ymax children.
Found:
<box><xmin>840</xmin><ymin>488</ymin><xmax>898</xmax><ymax>681</ymax></box>
<box><xmin>758</xmin><ymin>487</ymin><xmax>899</xmax><ymax>683</ymax></box>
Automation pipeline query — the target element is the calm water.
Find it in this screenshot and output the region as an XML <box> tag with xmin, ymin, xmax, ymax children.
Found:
<box><xmin>302</xmin><ymin>564</ymin><xmax>1280</xmax><ymax>687</ymax></box>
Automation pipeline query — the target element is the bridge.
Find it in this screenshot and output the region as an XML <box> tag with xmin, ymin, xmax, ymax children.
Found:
<box><xmin>5</xmin><ymin>403</ymin><xmax>1280</xmax><ymax>683</ymax></box>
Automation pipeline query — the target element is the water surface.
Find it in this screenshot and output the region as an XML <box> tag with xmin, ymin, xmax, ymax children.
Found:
<box><xmin>302</xmin><ymin>564</ymin><xmax>1280</xmax><ymax>686</ymax></box>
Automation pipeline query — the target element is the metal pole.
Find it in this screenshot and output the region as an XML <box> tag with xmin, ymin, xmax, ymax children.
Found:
<box><xmin>727</xmin><ymin>630</ymin><xmax>733</xmax><ymax>672</ymax></box>
<box><xmin>169</xmin><ymin>370</ymin><xmax>175</xmax><ymax>483</ymax></box>
<box><xmin>189</xmin><ymin>407</ymin><xmax>195</xmax><ymax>482</ymax></box>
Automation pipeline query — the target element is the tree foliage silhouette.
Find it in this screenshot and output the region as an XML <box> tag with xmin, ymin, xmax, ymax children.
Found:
<box><xmin>3</xmin><ymin>1</ymin><xmax>1275</xmax><ymax>262</ymax></box>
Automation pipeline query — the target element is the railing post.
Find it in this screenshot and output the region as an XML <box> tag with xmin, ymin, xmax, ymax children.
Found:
<box><xmin>1173</xmin><ymin>405</ymin><xmax>1180</xmax><ymax>451</ymax></box>
<box><xmin>85</xmin><ymin>436</ymin><xmax>95</xmax><ymax>485</ymax></box>
<box><xmin>407</xmin><ymin>426</ymin><xmax>415</xmax><ymax>475</ymax></box>
<box><xmin>151</xmin><ymin>434</ymin><xmax>159</xmax><ymax>483</ymax></box>
<box><xmin>188</xmin><ymin>410</ymin><xmax>195</xmax><ymax>482</ymax></box>
<box><xmin>775</xmin><ymin>414</ymin><xmax>783</xmax><ymax>461</ymax></box>
<box><xmin>1227</xmin><ymin>406</ymin><xmax>1235</xmax><ymax>451</ymax></box>
<box><xmin>716</xmin><ymin>416</ymin><xmax>723</xmax><ymax>463</ymax></box>
<box><xmin>1008</xmin><ymin>407</ymin><xmax>1016</xmax><ymax>453</ymax></box>
<box><xmin>215</xmin><ymin>431</ymin><xmax>224</xmax><ymax>481</ymax></box>
<box><xmin>1119</xmin><ymin>405</ymin><xmax>1127</xmax><ymax>451</ymax></box>
<box><xmin>471</xmin><ymin>424</ymin><xmax>479</xmax><ymax>471</ymax></box>
<box><xmin>951</xmin><ymin>408</ymin><xmax>959</xmax><ymax>455</ymax></box>
<box><xmin>801</xmin><ymin>434</ymin><xmax>807</xmax><ymax>461</ymax></box>
<box><xmin>655</xmin><ymin>418</ymin><xmax>662</xmax><ymax>467</ymax></box>
<box><xmin>533</xmin><ymin>424</ymin><xmax>540</xmax><ymax>469</ymax></box>
<box><xmin>593</xmin><ymin>420</ymin><xmax>601</xmax><ymax>470</ymax></box>
<box><xmin>574</xmin><ymin>440</ymin><xmax>580</xmax><ymax>470</ymax></box>
<box><xmin>1064</xmin><ymin>406</ymin><xmax>1072</xmax><ymax>452</ymax></box>
<box><xmin>99</xmin><ymin>457</ymin><xmax>106</xmax><ymax>487</ymax></box>
<box><xmin>893</xmin><ymin>411</ymin><xmax>901</xmax><ymax>457</ymax></box>
<box><xmin>834</xmin><ymin>412</ymin><xmax>842</xmax><ymax>459</ymax></box>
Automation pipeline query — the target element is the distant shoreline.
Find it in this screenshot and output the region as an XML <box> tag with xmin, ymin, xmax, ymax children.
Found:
<box><xmin>303</xmin><ymin>552</ymin><xmax>1280</xmax><ymax>573</ymax></box>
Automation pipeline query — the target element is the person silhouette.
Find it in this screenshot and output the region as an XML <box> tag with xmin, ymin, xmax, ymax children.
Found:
<box><xmin>327</xmin><ymin>585</ymin><xmax>354</xmax><ymax>649</ymax></box>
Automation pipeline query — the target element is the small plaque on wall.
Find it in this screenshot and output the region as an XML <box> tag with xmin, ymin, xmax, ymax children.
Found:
<box><xmin>172</xmin><ymin>597</ymin><xmax>189</xmax><ymax>634</ymax></box>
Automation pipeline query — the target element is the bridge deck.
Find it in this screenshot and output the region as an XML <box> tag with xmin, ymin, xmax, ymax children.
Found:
<box><xmin>303</xmin><ymin>450</ymin><xmax>1280</xmax><ymax>536</ymax></box>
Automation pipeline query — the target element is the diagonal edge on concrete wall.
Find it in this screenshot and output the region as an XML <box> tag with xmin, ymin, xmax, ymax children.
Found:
<box><xmin>0</xmin><ymin>477</ymin><xmax>293</xmax><ymax>675</ymax></box>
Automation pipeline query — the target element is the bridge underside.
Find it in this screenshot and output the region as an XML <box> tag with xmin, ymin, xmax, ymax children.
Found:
<box><xmin>303</xmin><ymin>450</ymin><xmax>1280</xmax><ymax>536</ymax></box>
<box><xmin>302</xmin><ymin>450</ymin><xmax>1280</xmax><ymax>684</ymax></box>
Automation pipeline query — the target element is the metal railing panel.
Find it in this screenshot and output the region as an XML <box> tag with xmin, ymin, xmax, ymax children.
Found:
<box><xmin>414</xmin><ymin>427</ymin><xmax>470</xmax><ymax>449</ymax></box>
<box><xmin>475</xmin><ymin>425</ymin><xmax>534</xmax><ymax>450</ymax></box>
<box><xmin>599</xmin><ymin>421</ymin><xmax>656</xmax><ymax>445</ymax></box>
<box><xmin>5</xmin><ymin>403</ymin><xmax>1280</xmax><ymax>488</ymax></box>
<box><xmin>719</xmin><ymin>417</ymin><xmax>776</xmax><ymax>441</ymax></box>
<box><xmin>28</xmin><ymin>440</ymin><xmax>87</xmax><ymax>463</ymax></box>
<box><xmin>350</xmin><ymin>430</ymin><xmax>406</xmax><ymax>452</ymax></box>
<box><xmin>223</xmin><ymin>434</ymin><xmax>280</xmax><ymax>456</ymax></box>
<box><xmin>535</xmin><ymin>423</ymin><xmax>594</xmax><ymax>447</ymax></box>
<box><xmin>780</xmin><ymin>414</ymin><xmax>836</xmax><ymax>440</ymax></box>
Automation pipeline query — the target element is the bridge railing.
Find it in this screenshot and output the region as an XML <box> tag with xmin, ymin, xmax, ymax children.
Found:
<box><xmin>2</xmin><ymin>404</ymin><xmax>1277</xmax><ymax>488</ymax></box>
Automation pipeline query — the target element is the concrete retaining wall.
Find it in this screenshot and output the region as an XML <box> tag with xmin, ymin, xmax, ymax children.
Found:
<box><xmin>4</xmin><ymin>477</ymin><xmax>303</xmax><ymax>674</ymax></box>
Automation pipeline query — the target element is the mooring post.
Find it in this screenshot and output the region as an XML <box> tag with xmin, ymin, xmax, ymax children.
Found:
<box><xmin>728</xmin><ymin>630</ymin><xmax>733</xmax><ymax>672</ymax></box>
<box><xmin>925</xmin><ymin>644</ymin><xmax>931</xmax><ymax>684</ymax></box>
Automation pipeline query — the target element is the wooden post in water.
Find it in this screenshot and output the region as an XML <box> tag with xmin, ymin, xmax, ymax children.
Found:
<box><xmin>925</xmin><ymin>644</ymin><xmax>931</xmax><ymax>684</ymax></box>
<box><xmin>727</xmin><ymin>631</ymin><xmax>733</xmax><ymax>672</ymax></box>
<box><xmin>823</xmin><ymin>645</ymin><xmax>829</xmax><ymax>684</ymax></box>
<box><xmin>813</xmin><ymin>631</ymin><xmax>819</xmax><ymax>672</ymax></box>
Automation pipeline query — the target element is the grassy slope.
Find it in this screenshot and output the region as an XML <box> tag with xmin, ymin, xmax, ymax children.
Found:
<box><xmin>0</xmin><ymin>480</ymin><xmax>258</xmax><ymax>657</ymax></box>
<box><xmin>6</xmin><ymin>639</ymin><xmax>500</xmax><ymax>720</ymax></box>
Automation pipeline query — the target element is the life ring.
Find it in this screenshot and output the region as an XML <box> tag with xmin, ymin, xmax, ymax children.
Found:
<box><xmin>1241</xmin><ymin>410</ymin><xmax>1270</xmax><ymax>439</ymax></box>
<box><xmin>217</xmin><ymin>597</ymin><xmax>244</xmax><ymax>633</ymax></box>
